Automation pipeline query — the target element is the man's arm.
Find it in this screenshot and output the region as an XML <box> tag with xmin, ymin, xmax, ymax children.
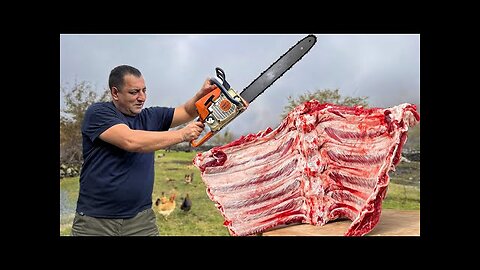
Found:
<box><xmin>99</xmin><ymin>122</ymin><xmax>204</xmax><ymax>153</ymax></box>
<box><xmin>170</xmin><ymin>78</ymin><xmax>216</xmax><ymax>128</ymax></box>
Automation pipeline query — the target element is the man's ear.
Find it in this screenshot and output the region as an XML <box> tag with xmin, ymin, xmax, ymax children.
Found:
<box><xmin>111</xmin><ymin>87</ymin><xmax>119</xmax><ymax>101</ymax></box>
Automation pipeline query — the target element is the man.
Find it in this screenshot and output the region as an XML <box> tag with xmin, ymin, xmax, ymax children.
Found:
<box><xmin>71</xmin><ymin>65</ymin><xmax>215</xmax><ymax>236</ymax></box>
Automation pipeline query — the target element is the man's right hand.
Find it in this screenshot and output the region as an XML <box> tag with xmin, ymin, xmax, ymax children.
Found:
<box><xmin>180</xmin><ymin>121</ymin><xmax>205</xmax><ymax>142</ymax></box>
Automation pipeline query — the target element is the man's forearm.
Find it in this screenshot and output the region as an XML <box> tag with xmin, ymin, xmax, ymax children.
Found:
<box><xmin>127</xmin><ymin>129</ymin><xmax>185</xmax><ymax>153</ymax></box>
<box><xmin>170</xmin><ymin>79</ymin><xmax>216</xmax><ymax>128</ymax></box>
<box><xmin>171</xmin><ymin>92</ymin><xmax>203</xmax><ymax>128</ymax></box>
<box><xmin>183</xmin><ymin>92</ymin><xmax>203</xmax><ymax>119</ymax></box>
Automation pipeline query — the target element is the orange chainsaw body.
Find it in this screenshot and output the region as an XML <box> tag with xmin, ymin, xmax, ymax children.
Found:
<box><xmin>191</xmin><ymin>75</ymin><xmax>248</xmax><ymax>147</ymax></box>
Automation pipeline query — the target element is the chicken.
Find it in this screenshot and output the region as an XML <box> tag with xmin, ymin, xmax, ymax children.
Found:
<box><xmin>180</xmin><ymin>193</ymin><xmax>192</xmax><ymax>212</ymax></box>
<box><xmin>155</xmin><ymin>192</ymin><xmax>176</xmax><ymax>220</ymax></box>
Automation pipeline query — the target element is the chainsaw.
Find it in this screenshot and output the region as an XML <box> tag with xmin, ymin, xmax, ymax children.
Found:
<box><xmin>191</xmin><ymin>34</ymin><xmax>317</xmax><ymax>147</ymax></box>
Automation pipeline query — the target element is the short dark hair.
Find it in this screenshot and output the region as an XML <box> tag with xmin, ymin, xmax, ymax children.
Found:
<box><xmin>108</xmin><ymin>65</ymin><xmax>142</xmax><ymax>91</ymax></box>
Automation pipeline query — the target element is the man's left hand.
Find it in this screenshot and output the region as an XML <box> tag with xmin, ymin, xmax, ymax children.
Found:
<box><xmin>197</xmin><ymin>78</ymin><xmax>217</xmax><ymax>97</ymax></box>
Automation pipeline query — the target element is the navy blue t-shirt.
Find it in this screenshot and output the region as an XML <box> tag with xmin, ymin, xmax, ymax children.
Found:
<box><xmin>76</xmin><ymin>101</ymin><xmax>174</xmax><ymax>218</ymax></box>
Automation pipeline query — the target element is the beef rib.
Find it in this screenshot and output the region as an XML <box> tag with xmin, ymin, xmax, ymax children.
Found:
<box><xmin>193</xmin><ymin>100</ymin><xmax>420</xmax><ymax>236</ymax></box>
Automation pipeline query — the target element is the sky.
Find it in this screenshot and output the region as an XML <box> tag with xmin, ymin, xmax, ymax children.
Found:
<box><xmin>60</xmin><ymin>34</ymin><xmax>420</xmax><ymax>136</ymax></box>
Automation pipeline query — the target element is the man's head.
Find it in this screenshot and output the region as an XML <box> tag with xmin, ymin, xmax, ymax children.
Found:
<box><xmin>109</xmin><ymin>65</ymin><xmax>146</xmax><ymax>116</ymax></box>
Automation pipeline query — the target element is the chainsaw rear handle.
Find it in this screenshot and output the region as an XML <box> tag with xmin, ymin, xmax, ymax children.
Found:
<box><xmin>190</xmin><ymin>130</ymin><xmax>214</xmax><ymax>147</ymax></box>
<box><xmin>190</xmin><ymin>117</ymin><xmax>215</xmax><ymax>147</ymax></box>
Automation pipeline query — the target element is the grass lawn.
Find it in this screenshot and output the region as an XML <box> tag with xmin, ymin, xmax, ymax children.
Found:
<box><xmin>60</xmin><ymin>150</ymin><xmax>420</xmax><ymax>236</ymax></box>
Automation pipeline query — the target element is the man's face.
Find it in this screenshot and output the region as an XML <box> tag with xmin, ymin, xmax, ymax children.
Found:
<box><xmin>115</xmin><ymin>74</ymin><xmax>146</xmax><ymax>116</ymax></box>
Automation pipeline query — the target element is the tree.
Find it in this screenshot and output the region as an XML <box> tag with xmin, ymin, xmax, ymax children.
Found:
<box><xmin>60</xmin><ymin>81</ymin><xmax>110</xmax><ymax>165</ymax></box>
<box><xmin>281</xmin><ymin>89</ymin><xmax>369</xmax><ymax>119</ymax></box>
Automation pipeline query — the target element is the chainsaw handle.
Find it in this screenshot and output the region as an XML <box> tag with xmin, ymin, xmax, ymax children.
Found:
<box><xmin>189</xmin><ymin>117</ymin><xmax>213</xmax><ymax>147</ymax></box>
<box><xmin>210</xmin><ymin>77</ymin><xmax>241</xmax><ymax>106</ymax></box>
<box><xmin>215</xmin><ymin>67</ymin><xmax>230</xmax><ymax>90</ymax></box>
<box><xmin>190</xmin><ymin>130</ymin><xmax>215</xmax><ymax>147</ymax></box>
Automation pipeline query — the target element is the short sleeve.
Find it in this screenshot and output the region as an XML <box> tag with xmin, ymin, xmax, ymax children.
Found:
<box><xmin>82</xmin><ymin>103</ymin><xmax>124</xmax><ymax>143</ymax></box>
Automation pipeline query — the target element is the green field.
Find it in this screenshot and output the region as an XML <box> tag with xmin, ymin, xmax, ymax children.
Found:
<box><xmin>60</xmin><ymin>150</ymin><xmax>420</xmax><ymax>236</ymax></box>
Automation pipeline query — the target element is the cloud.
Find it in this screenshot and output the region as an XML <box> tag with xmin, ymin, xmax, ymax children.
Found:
<box><xmin>60</xmin><ymin>34</ymin><xmax>420</xmax><ymax>135</ymax></box>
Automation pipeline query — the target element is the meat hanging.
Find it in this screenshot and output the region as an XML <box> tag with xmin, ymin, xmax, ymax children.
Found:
<box><xmin>193</xmin><ymin>100</ymin><xmax>420</xmax><ymax>236</ymax></box>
